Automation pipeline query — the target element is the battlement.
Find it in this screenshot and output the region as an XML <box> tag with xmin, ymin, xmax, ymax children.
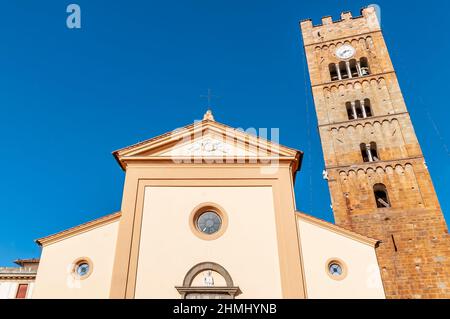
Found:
<box><xmin>300</xmin><ymin>7</ymin><xmax>377</xmax><ymax>28</ymax></box>
<box><xmin>300</xmin><ymin>7</ymin><xmax>381</xmax><ymax>46</ymax></box>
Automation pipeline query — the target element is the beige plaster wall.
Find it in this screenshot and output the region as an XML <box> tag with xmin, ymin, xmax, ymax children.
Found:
<box><xmin>135</xmin><ymin>186</ymin><xmax>282</xmax><ymax>299</ymax></box>
<box><xmin>297</xmin><ymin>218</ymin><xmax>385</xmax><ymax>299</ymax></box>
<box><xmin>32</xmin><ymin>221</ymin><xmax>119</xmax><ymax>299</ymax></box>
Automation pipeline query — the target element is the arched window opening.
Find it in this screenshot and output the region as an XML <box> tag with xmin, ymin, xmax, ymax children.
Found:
<box><xmin>346</xmin><ymin>102</ymin><xmax>355</xmax><ymax>120</ymax></box>
<box><xmin>360</xmin><ymin>143</ymin><xmax>369</xmax><ymax>162</ymax></box>
<box><xmin>349</xmin><ymin>59</ymin><xmax>359</xmax><ymax>78</ymax></box>
<box><xmin>355</xmin><ymin>100</ymin><xmax>364</xmax><ymax>119</ymax></box>
<box><xmin>359</xmin><ymin>57</ymin><xmax>370</xmax><ymax>76</ymax></box>
<box><xmin>329</xmin><ymin>63</ymin><xmax>339</xmax><ymax>81</ymax></box>
<box><xmin>370</xmin><ymin>142</ymin><xmax>379</xmax><ymax>161</ymax></box>
<box><xmin>361</xmin><ymin>142</ymin><xmax>380</xmax><ymax>162</ymax></box>
<box><xmin>364</xmin><ymin>98</ymin><xmax>373</xmax><ymax>117</ymax></box>
<box><xmin>339</xmin><ymin>61</ymin><xmax>349</xmax><ymax>80</ymax></box>
<box><xmin>374</xmin><ymin>184</ymin><xmax>391</xmax><ymax>208</ymax></box>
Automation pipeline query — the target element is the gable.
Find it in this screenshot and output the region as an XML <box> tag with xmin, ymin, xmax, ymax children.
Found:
<box><xmin>113</xmin><ymin>112</ymin><xmax>303</xmax><ymax>172</ymax></box>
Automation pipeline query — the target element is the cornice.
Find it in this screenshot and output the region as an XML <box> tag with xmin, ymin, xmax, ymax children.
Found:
<box><xmin>304</xmin><ymin>30</ymin><xmax>383</xmax><ymax>48</ymax></box>
<box><xmin>312</xmin><ymin>71</ymin><xmax>396</xmax><ymax>88</ymax></box>
<box><xmin>326</xmin><ymin>156</ymin><xmax>425</xmax><ymax>173</ymax></box>
<box><xmin>36</xmin><ymin>212</ymin><xmax>121</xmax><ymax>247</ymax></box>
<box><xmin>319</xmin><ymin>112</ymin><xmax>409</xmax><ymax>129</ymax></box>
<box><xmin>295</xmin><ymin>211</ymin><xmax>379</xmax><ymax>247</ymax></box>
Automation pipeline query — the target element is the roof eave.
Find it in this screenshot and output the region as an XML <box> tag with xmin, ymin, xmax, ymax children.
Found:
<box><xmin>36</xmin><ymin>212</ymin><xmax>121</xmax><ymax>247</ymax></box>
<box><xmin>295</xmin><ymin>211</ymin><xmax>380</xmax><ymax>247</ymax></box>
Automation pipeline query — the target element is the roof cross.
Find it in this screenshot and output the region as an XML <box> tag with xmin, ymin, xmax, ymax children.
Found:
<box><xmin>200</xmin><ymin>89</ymin><xmax>218</xmax><ymax>109</ymax></box>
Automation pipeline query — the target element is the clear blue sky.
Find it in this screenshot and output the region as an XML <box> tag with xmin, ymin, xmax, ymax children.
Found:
<box><xmin>1</xmin><ymin>1</ymin><xmax>449</xmax><ymax>266</ymax></box>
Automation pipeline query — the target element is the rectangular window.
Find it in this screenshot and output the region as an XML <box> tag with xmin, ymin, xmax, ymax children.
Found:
<box><xmin>15</xmin><ymin>284</ymin><xmax>28</xmax><ymax>299</ymax></box>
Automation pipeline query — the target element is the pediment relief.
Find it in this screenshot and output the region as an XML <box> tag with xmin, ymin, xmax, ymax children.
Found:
<box><xmin>155</xmin><ymin>134</ymin><xmax>261</xmax><ymax>158</ymax></box>
<box><xmin>113</xmin><ymin>116</ymin><xmax>302</xmax><ymax>170</ymax></box>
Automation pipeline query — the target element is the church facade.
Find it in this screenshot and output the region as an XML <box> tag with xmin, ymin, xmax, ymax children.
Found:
<box><xmin>3</xmin><ymin>7</ymin><xmax>449</xmax><ymax>299</ymax></box>
<box><xmin>31</xmin><ymin>110</ymin><xmax>384</xmax><ymax>299</ymax></box>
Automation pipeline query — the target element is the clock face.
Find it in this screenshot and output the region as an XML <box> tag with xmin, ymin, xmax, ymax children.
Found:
<box><xmin>197</xmin><ymin>211</ymin><xmax>222</xmax><ymax>235</ymax></box>
<box><xmin>336</xmin><ymin>45</ymin><xmax>356</xmax><ymax>60</ymax></box>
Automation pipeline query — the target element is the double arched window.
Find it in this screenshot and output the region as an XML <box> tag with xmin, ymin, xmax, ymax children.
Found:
<box><xmin>329</xmin><ymin>57</ymin><xmax>371</xmax><ymax>81</ymax></box>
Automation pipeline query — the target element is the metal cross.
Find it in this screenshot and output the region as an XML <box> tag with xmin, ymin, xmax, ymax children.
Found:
<box><xmin>200</xmin><ymin>89</ymin><xmax>218</xmax><ymax>109</ymax></box>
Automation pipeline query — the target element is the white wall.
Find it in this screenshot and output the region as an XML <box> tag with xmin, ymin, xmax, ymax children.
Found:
<box><xmin>297</xmin><ymin>217</ymin><xmax>385</xmax><ymax>299</ymax></box>
<box><xmin>0</xmin><ymin>281</ymin><xmax>35</xmax><ymax>299</ymax></box>
<box><xmin>27</xmin><ymin>282</ymin><xmax>35</xmax><ymax>298</ymax></box>
<box><xmin>0</xmin><ymin>282</ymin><xmax>17</xmax><ymax>299</ymax></box>
<box><xmin>32</xmin><ymin>221</ymin><xmax>119</xmax><ymax>299</ymax></box>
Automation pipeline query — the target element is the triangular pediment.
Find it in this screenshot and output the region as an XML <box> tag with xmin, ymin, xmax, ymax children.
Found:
<box><xmin>155</xmin><ymin>134</ymin><xmax>260</xmax><ymax>158</ymax></box>
<box><xmin>113</xmin><ymin>114</ymin><xmax>303</xmax><ymax>170</ymax></box>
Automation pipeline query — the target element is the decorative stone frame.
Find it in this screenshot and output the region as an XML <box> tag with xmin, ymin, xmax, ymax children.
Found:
<box><xmin>110</xmin><ymin>172</ymin><xmax>306</xmax><ymax>299</ymax></box>
<box><xmin>175</xmin><ymin>262</ymin><xmax>241</xmax><ymax>299</ymax></box>
<box><xmin>189</xmin><ymin>203</ymin><xmax>229</xmax><ymax>241</ymax></box>
<box><xmin>72</xmin><ymin>257</ymin><xmax>93</xmax><ymax>280</ymax></box>
<box><xmin>325</xmin><ymin>258</ymin><xmax>348</xmax><ymax>281</ymax></box>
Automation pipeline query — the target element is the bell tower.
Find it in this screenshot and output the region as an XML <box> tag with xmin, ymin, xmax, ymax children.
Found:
<box><xmin>300</xmin><ymin>7</ymin><xmax>450</xmax><ymax>298</ymax></box>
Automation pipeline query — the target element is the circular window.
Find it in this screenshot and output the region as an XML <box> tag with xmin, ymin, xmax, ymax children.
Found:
<box><xmin>197</xmin><ymin>211</ymin><xmax>222</xmax><ymax>235</ymax></box>
<box><xmin>326</xmin><ymin>259</ymin><xmax>347</xmax><ymax>281</ymax></box>
<box><xmin>190</xmin><ymin>203</ymin><xmax>228</xmax><ymax>241</ymax></box>
<box><xmin>329</xmin><ymin>263</ymin><xmax>343</xmax><ymax>276</ymax></box>
<box><xmin>72</xmin><ymin>258</ymin><xmax>93</xmax><ymax>280</ymax></box>
<box><xmin>76</xmin><ymin>263</ymin><xmax>90</xmax><ymax>277</ymax></box>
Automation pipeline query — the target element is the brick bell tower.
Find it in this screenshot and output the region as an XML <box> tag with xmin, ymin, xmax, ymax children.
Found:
<box><xmin>300</xmin><ymin>7</ymin><xmax>450</xmax><ymax>299</ymax></box>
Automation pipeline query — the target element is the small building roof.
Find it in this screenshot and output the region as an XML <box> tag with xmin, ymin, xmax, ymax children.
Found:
<box><xmin>35</xmin><ymin>212</ymin><xmax>121</xmax><ymax>247</ymax></box>
<box><xmin>295</xmin><ymin>211</ymin><xmax>380</xmax><ymax>247</ymax></box>
<box><xmin>14</xmin><ymin>258</ymin><xmax>40</xmax><ymax>267</ymax></box>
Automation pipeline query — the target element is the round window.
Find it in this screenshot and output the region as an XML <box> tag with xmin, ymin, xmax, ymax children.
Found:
<box><xmin>190</xmin><ymin>203</ymin><xmax>228</xmax><ymax>240</ymax></box>
<box><xmin>326</xmin><ymin>259</ymin><xmax>347</xmax><ymax>280</ymax></box>
<box><xmin>328</xmin><ymin>263</ymin><xmax>343</xmax><ymax>277</ymax></box>
<box><xmin>73</xmin><ymin>258</ymin><xmax>93</xmax><ymax>279</ymax></box>
<box><xmin>197</xmin><ymin>211</ymin><xmax>222</xmax><ymax>235</ymax></box>
<box><xmin>76</xmin><ymin>263</ymin><xmax>90</xmax><ymax>277</ymax></box>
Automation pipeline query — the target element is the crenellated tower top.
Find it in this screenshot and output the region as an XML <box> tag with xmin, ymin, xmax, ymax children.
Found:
<box><xmin>300</xmin><ymin>7</ymin><xmax>380</xmax><ymax>46</ymax></box>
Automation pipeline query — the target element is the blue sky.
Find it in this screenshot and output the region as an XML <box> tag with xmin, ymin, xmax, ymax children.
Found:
<box><xmin>0</xmin><ymin>1</ymin><xmax>449</xmax><ymax>266</ymax></box>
